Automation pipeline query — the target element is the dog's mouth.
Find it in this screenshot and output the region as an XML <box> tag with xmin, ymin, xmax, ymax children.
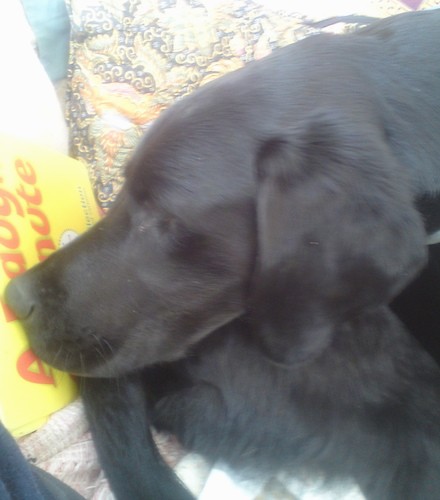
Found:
<box><xmin>4</xmin><ymin>277</ymin><xmax>122</xmax><ymax>377</ymax></box>
<box><xmin>29</xmin><ymin>333</ymin><xmax>119</xmax><ymax>376</ymax></box>
<box><xmin>16</xmin><ymin>323</ymin><xmax>121</xmax><ymax>377</ymax></box>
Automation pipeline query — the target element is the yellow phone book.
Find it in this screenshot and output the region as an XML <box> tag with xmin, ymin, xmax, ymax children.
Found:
<box><xmin>0</xmin><ymin>136</ymin><xmax>101</xmax><ymax>436</ymax></box>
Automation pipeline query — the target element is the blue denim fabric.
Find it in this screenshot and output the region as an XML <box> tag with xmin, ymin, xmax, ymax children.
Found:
<box><xmin>0</xmin><ymin>422</ymin><xmax>83</xmax><ymax>500</ymax></box>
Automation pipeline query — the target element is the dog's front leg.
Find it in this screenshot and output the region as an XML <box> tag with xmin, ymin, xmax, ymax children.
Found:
<box><xmin>80</xmin><ymin>373</ymin><xmax>194</xmax><ymax>500</ymax></box>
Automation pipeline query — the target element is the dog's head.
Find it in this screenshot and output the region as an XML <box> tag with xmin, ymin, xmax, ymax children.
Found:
<box><xmin>5</xmin><ymin>63</ymin><xmax>427</xmax><ymax>376</ymax></box>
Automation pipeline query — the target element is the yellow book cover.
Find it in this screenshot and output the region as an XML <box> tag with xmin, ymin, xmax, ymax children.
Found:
<box><xmin>0</xmin><ymin>135</ymin><xmax>101</xmax><ymax>437</ymax></box>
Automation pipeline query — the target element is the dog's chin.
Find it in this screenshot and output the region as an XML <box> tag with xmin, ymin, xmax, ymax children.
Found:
<box><xmin>40</xmin><ymin>352</ymin><xmax>139</xmax><ymax>378</ymax></box>
<box><xmin>28</xmin><ymin>332</ymin><xmax>187</xmax><ymax>379</ymax></box>
<box><xmin>27</xmin><ymin>339</ymin><xmax>128</xmax><ymax>379</ymax></box>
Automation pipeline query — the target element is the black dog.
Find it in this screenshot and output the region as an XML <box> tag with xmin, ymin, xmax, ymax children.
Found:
<box><xmin>6</xmin><ymin>10</ymin><xmax>440</xmax><ymax>500</ymax></box>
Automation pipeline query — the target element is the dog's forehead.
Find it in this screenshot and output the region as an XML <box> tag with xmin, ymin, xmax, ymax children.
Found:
<box><xmin>124</xmin><ymin>109</ymin><xmax>256</xmax><ymax>217</ymax></box>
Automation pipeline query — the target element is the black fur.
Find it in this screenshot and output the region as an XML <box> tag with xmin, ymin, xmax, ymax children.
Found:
<box><xmin>5</xmin><ymin>10</ymin><xmax>440</xmax><ymax>499</ymax></box>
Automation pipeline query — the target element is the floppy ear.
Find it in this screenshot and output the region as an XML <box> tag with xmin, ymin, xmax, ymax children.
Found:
<box><xmin>249</xmin><ymin>114</ymin><xmax>427</xmax><ymax>365</ymax></box>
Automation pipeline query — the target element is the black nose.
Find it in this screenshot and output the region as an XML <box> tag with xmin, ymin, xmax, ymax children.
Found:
<box><xmin>4</xmin><ymin>276</ymin><xmax>36</xmax><ymax>319</ymax></box>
